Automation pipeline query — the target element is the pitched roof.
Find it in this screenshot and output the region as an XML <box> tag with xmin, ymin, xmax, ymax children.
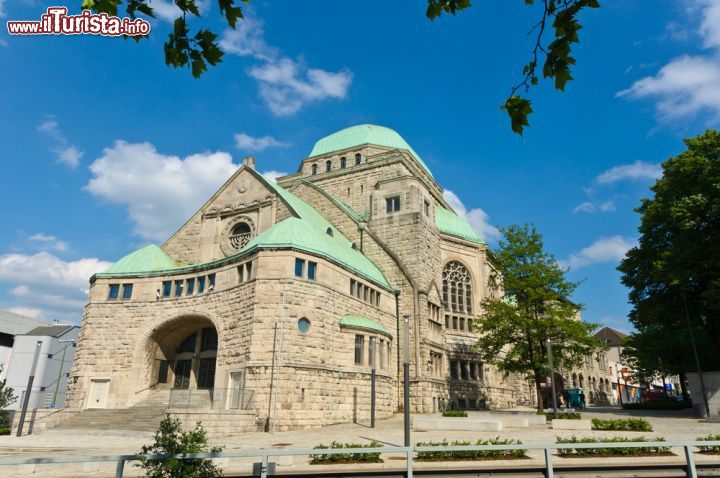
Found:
<box><xmin>340</xmin><ymin>315</ymin><xmax>391</xmax><ymax>337</ymax></box>
<box><xmin>24</xmin><ymin>325</ymin><xmax>77</xmax><ymax>338</ymax></box>
<box><xmin>435</xmin><ymin>207</ymin><xmax>486</xmax><ymax>244</ymax></box>
<box><xmin>101</xmin><ymin>244</ymin><xmax>179</xmax><ymax>275</ymax></box>
<box><xmin>309</xmin><ymin>124</ymin><xmax>433</xmax><ymax>177</ymax></box>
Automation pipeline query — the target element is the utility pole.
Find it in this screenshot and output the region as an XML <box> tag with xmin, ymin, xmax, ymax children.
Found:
<box><xmin>370</xmin><ymin>368</ymin><xmax>376</xmax><ymax>428</ymax></box>
<box><xmin>681</xmin><ymin>290</ymin><xmax>711</xmax><ymax>418</ymax></box>
<box><xmin>546</xmin><ymin>339</ymin><xmax>558</xmax><ymax>419</ymax></box>
<box><xmin>402</xmin><ymin>314</ymin><xmax>410</xmax><ymax>447</ymax></box>
<box><xmin>17</xmin><ymin>341</ymin><xmax>43</xmax><ymax>437</ymax></box>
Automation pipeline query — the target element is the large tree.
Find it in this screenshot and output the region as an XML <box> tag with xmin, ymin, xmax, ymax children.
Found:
<box><xmin>80</xmin><ymin>0</ymin><xmax>600</xmax><ymax>134</ymax></box>
<box><xmin>475</xmin><ymin>223</ymin><xmax>599</xmax><ymax>412</ymax></box>
<box><xmin>619</xmin><ymin>129</ymin><xmax>720</xmax><ymax>365</ymax></box>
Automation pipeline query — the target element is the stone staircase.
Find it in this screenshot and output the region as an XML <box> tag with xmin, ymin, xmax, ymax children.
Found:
<box><xmin>52</xmin><ymin>391</ymin><xmax>171</xmax><ymax>432</ymax></box>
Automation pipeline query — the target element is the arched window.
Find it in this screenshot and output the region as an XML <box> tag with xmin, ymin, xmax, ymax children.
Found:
<box><xmin>340</xmin><ymin>156</ymin><xmax>347</xmax><ymax>168</ymax></box>
<box><xmin>229</xmin><ymin>222</ymin><xmax>252</xmax><ymax>250</ymax></box>
<box><xmin>311</xmin><ymin>164</ymin><xmax>318</xmax><ymax>175</ymax></box>
<box><xmin>442</xmin><ymin>261</ymin><xmax>473</xmax><ymax>314</ymax></box>
<box><xmin>355</xmin><ymin>153</ymin><xmax>361</xmax><ymax>165</ymax></box>
<box><xmin>325</xmin><ymin>160</ymin><xmax>332</xmax><ymax>172</ymax></box>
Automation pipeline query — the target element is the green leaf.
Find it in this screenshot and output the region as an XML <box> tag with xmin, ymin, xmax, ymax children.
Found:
<box><xmin>501</xmin><ymin>96</ymin><xmax>533</xmax><ymax>135</ymax></box>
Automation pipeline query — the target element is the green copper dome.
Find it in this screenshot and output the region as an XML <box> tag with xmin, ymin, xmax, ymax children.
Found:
<box><xmin>101</xmin><ymin>244</ymin><xmax>179</xmax><ymax>275</ymax></box>
<box><xmin>435</xmin><ymin>207</ymin><xmax>486</xmax><ymax>244</ymax></box>
<box><xmin>309</xmin><ymin>124</ymin><xmax>433</xmax><ymax>176</ymax></box>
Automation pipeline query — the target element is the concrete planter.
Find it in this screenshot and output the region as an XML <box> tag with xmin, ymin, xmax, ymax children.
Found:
<box><xmin>551</xmin><ymin>419</ymin><xmax>592</xmax><ymax>430</ymax></box>
<box><xmin>413</xmin><ymin>417</ymin><xmax>502</xmax><ymax>431</ymax></box>
<box><xmin>687</xmin><ymin>371</ymin><xmax>720</xmax><ymax>419</ymax></box>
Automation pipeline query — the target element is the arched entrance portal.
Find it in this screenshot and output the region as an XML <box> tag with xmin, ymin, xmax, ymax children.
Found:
<box><xmin>147</xmin><ymin>316</ymin><xmax>219</xmax><ymax>391</ymax></box>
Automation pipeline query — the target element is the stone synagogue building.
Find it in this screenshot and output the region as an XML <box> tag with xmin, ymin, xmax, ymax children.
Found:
<box><xmin>63</xmin><ymin>125</ymin><xmax>610</xmax><ymax>432</ymax></box>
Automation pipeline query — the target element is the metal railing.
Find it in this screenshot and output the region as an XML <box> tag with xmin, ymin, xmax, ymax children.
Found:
<box><xmin>167</xmin><ymin>388</ymin><xmax>254</xmax><ymax>411</ymax></box>
<box><xmin>0</xmin><ymin>439</ymin><xmax>717</xmax><ymax>478</ymax></box>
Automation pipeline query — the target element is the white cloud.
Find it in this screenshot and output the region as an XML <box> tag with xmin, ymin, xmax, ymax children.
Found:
<box><xmin>0</xmin><ymin>252</ymin><xmax>110</xmax><ymax>293</ymax></box>
<box><xmin>235</xmin><ymin>133</ymin><xmax>289</xmax><ymax>152</ymax></box>
<box><xmin>148</xmin><ymin>0</ymin><xmax>208</xmax><ymax>23</ymax></box>
<box><xmin>29</xmin><ymin>233</ymin><xmax>68</xmax><ymax>252</ymax></box>
<box><xmin>85</xmin><ymin>141</ymin><xmax>239</xmax><ymax>241</ymax></box>
<box><xmin>596</xmin><ymin>160</ymin><xmax>663</xmax><ymax>184</ymax></box>
<box><xmin>249</xmin><ymin>59</ymin><xmax>353</xmax><ymax>116</ymax></box>
<box><xmin>599</xmin><ymin>200</ymin><xmax>616</xmax><ymax>212</ymax></box>
<box><xmin>560</xmin><ymin>236</ymin><xmax>637</xmax><ymax>270</ymax></box>
<box><xmin>443</xmin><ymin>190</ymin><xmax>500</xmax><ymax>242</ymax></box>
<box><xmin>37</xmin><ymin>115</ymin><xmax>83</xmax><ymax>168</ymax></box>
<box><xmin>220</xmin><ymin>17</ymin><xmax>353</xmax><ymax>115</ymax></box>
<box><xmin>0</xmin><ymin>252</ymin><xmax>111</xmax><ymax>323</ymax></box>
<box><xmin>618</xmin><ymin>0</ymin><xmax>720</xmax><ymax>121</ymax></box>
<box><xmin>261</xmin><ymin>170</ymin><xmax>289</xmax><ymax>183</ymax></box>
<box><xmin>219</xmin><ymin>17</ymin><xmax>278</xmax><ymax>61</ymax></box>
<box><xmin>574</xmin><ymin>202</ymin><xmax>595</xmax><ymax>214</ymax></box>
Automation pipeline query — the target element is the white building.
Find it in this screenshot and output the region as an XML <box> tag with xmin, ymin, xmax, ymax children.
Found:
<box><xmin>0</xmin><ymin>310</ymin><xmax>50</xmax><ymax>382</ymax></box>
<box><xmin>4</xmin><ymin>324</ymin><xmax>79</xmax><ymax>410</ymax></box>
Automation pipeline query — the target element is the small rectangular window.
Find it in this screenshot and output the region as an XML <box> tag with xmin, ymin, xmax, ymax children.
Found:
<box><xmin>162</xmin><ymin>281</ymin><xmax>172</xmax><ymax>297</ymax></box>
<box><xmin>459</xmin><ymin>317</ymin><xmax>465</xmax><ymax>331</ymax></box>
<box><xmin>295</xmin><ymin>258</ymin><xmax>305</xmax><ymax>278</ymax></box>
<box><xmin>208</xmin><ymin>273</ymin><xmax>216</xmax><ymax>289</ymax></box>
<box><xmin>364</xmin><ymin>287</ymin><xmax>368</xmax><ymax>302</ymax></box>
<box><xmin>468</xmin><ymin>318</ymin><xmax>473</xmax><ymax>332</ymax></box>
<box><xmin>354</xmin><ymin>335</ymin><xmax>364</xmax><ymax>365</ymax></box>
<box><xmin>121</xmin><ymin>284</ymin><xmax>133</xmax><ymax>300</ymax></box>
<box><xmin>357</xmin><ymin>284</ymin><xmax>362</xmax><ymax>299</ymax></box>
<box><xmin>238</xmin><ymin>265</ymin><xmax>244</xmax><ymax>283</ymax></box>
<box><xmin>246</xmin><ymin>261</ymin><xmax>252</xmax><ymax>280</ymax></box>
<box><xmin>368</xmin><ymin>336</ymin><xmax>376</xmax><ymax>368</ymax></box>
<box><xmin>453</xmin><ymin>316</ymin><xmax>459</xmax><ymax>330</ymax></box>
<box><xmin>386</xmin><ymin>196</ymin><xmax>400</xmax><ymax>213</ymax></box>
<box><xmin>387</xmin><ymin>342</ymin><xmax>391</xmax><ymax>369</ymax></box>
<box><xmin>198</xmin><ymin>276</ymin><xmax>206</xmax><ymax>293</ymax></box>
<box><xmin>350</xmin><ymin>279</ymin><xmax>355</xmax><ymax>296</ymax></box>
<box><xmin>186</xmin><ymin>278</ymin><xmax>195</xmax><ymax>295</ymax></box>
<box><xmin>379</xmin><ymin>339</ymin><xmax>385</xmax><ymax>370</ymax></box>
<box><xmin>175</xmin><ymin>280</ymin><xmax>184</xmax><ymax>297</ymax></box>
<box><xmin>375</xmin><ymin>292</ymin><xmax>380</xmax><ymax>307</ymax></box>
<box><xmin>108</xmin><ymin>284</ymin><xmax>120</xmax><ymax>300</ymax></box>
<box><xmin>307</xmin><ymin>261</ymin><xmax>317</xmax><ymax>280</ymax></box>
<box><xmin>424</xmin><ymin>200</ymin><xmax>430</xmax><ymax>216</ymax></box>
<box><xmin>369</xmin><ymin>290</ymin><xmax>375</xmax><ymax>304</ymax></box>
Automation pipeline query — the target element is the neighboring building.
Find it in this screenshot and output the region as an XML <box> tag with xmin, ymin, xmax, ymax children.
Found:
<box><xmin>0</xmin><ymin>310</ymin><xmax>50</xmax><ymax>382</ymax></box>
<box><xmin>594</xmin><ymin>326</ymin><xmax>627</xmax><ymax>363</ymax></box>
<box><xmin>4</xmin><ymin>325</ymin><xmax>79</xmax><ymax>410</ymax></box>
<box><xmin>65</xmin><ymin>124</ymin><xmax>594</xmax><ymax>431</ymax></box>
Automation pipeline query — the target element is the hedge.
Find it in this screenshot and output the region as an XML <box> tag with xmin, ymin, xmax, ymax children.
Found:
<box><xmin>556</xmin><ymin>436</ymin><xmax>670</xmax><ymax>457</ymax></box>
<box><xmin>697</xmin><ymin>434</ymin><xmax>720</xmax><ymax>454</ymax></box>
<box><xmin>416</xmin><ymin>438</ymin><xmax>526</xmax><ymax>460</ymax></box>
<box><xmin>542</xmin><ymin>411</ymin><xmax>582</xmax><ymax>420</ymax></box>
<box><xmin>442</xmin><ymin>410</ymin><xmax>468</xmax><ymax>417</ymax></box>
<box><xmin>309</xmin><ymin>441</ymin><xmax>383</xmax><ymax>464</ymax></box>
<box><xmin>591</xmin><ymin>418</ymin><xmax>653</xmax><ymax>432</ymax></box>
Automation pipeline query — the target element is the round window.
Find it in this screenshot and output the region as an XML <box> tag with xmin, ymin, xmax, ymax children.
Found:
<box><xmin>298</xmin><ymin>318</ymin><xmax>311</xmax><ymax>334</ymax></box>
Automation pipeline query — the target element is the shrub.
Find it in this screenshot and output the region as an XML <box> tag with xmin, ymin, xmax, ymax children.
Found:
<box><xmin>591</xmin><ymin>418</ymin><xmax>653</xmax><ymax>432</ymax></box>
<box><xmin>136</xmin><ymin>416</ymin><xmax>222</xmax><ymax>478</ymax></box>
<box><xmin>442</xmin><ymin>410</ymin><xmax>468</xmax><ymax>417</ymax></box>
<box><xmin>622</xmin><ymin>401</ymin><xmax>690</xmax><ymax>411</ymax></box>
<box><xmin>416</xmin><ymin>437</ymin><xmax>527</xmax><ymax>461</ymax></box>
<box><xmin>697</xmin><ymin>434</ymin><xmax>720</xmax><ymax>454</ymax></box>
<box><xmin>0</xmin><ymin>410</ymin><xmax>11</xmax><ymax>435</ymax></box>
<box><xmin>543</xmin><ymin>412</ymin><xmax>581</xmax><ymax>421</ymax></box>
<box><xmin>309</xmin><ymin>441</ymin><xmax>383</xmax><ymax>464</ymax></box>
<box><xmin>556</xmin><ymin>436</ymin><xmax>670</xmax><ymax>457</ymax></box>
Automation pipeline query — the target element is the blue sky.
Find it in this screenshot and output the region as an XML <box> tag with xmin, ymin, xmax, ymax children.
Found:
<box><xmin>1</xmin><ymin>0</ymin><xmax>719</xmax><ymax>329</ymax></box>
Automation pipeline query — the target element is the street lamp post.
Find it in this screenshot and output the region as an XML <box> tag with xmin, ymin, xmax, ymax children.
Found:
<box><xmin>403</xmin><ymin>314</ymin><xmax>410</xmax><ymax>447</ymax></box>
<box><xmin>17</xmin><ymin>341</ymin><xmax>42</xmax><ymax>437</ymax></box>
<box><xmin>546</xmin><ymin>339</ymin><xmax>558</xmax><ymax>419</ymax></box>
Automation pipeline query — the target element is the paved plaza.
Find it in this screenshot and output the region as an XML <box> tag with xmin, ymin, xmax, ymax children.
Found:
<box><xmin>0</xmin><ymin>407</ymin><xmax>718</xmax><ymax>476</ymax></box>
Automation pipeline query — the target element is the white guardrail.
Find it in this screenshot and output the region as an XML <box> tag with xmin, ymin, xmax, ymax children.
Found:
<box><xmin>0</xmin><ymin>440</ymin><xmax>718</xmax><ymax>478</ymax></box>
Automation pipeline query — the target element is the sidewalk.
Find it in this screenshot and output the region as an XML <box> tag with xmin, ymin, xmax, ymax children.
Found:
<box><xmin>0</xmin><ymin>407</ymin><xmax>718</xmax><ymax>477</ymax></box>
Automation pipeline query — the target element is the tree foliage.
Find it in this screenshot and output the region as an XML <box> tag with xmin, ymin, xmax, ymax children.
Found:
<box><xmin>618</xmin><ymin>129</ymin><xmax>720</xmax><ymax>366</ymax></box>
<box><xmin>80</xmin><ymin>0</ymin><xmax>599</xmax><ymax>134</ymax></box>
<box><xmin>475</xmin><ymin>224</ymin><xmax>600</xmax><ymax>411</ymax></box>
<box><xmin>0</xmin><ymin>379</ymin><xmax>16</xmax><ymax>409</ymax></box>
<box><xmin>137</xmin><ymin>416</ymin><xmax>223</xmax><ymax>478</ymax></box>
